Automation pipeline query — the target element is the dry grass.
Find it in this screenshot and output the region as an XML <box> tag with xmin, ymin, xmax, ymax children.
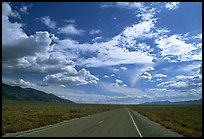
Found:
<box><xmin>128</xmin><ymin>104</ymin><xmax>202</xmax><ymax>137</ymax></box>
<box><xmin>2</xmin><ymin>100</ymin><xmax>122</xmax><ymax>135</ymax></box>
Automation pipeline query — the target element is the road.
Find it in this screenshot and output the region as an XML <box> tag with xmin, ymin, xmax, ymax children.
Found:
<box><xmin>4</xmin><ymin>107</ymin><xmax>183</xmax><ymax>137</ymax></box>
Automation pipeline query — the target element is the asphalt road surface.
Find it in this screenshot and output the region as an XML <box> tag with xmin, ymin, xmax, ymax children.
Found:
<box><xmin>4</xmin><ymin>107</ymin><xmax>183</xmax><ymax>137</ymax></box>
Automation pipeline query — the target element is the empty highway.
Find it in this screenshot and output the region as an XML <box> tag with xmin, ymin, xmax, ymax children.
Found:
<box><xmin>4</xmin><ymin>107</ymin><xmax>183</xmax><ymax>137</ymax></box>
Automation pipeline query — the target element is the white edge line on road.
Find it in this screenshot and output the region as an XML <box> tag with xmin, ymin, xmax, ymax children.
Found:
<box><xmin>127</xmin><ymin>109</ymin><xmax>143</xmax><ymax>137</ymax></box>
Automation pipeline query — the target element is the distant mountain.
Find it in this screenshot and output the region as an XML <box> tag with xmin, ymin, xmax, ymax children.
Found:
<box><xmin>2</xmin><ymin>83</ymin><xmax>75</xmax><ymax>104</ymax></box>
<box><xmin>142</xmin><ymin>99</ymin><xmax>202</xmax><ymax>105</ymax></box>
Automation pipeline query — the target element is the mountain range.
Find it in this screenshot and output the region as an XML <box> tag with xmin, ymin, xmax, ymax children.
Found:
<box><xmin>2</xmin><ymin>83</ymin><xmax>75</xmax><ymax>104</ymax></box>
<box><xmin>142</xmin><ymin>99</ymin><xmax>202</xmax><ymax>105</ymax></box>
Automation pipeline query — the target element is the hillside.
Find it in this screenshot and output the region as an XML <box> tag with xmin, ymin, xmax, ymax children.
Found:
<box><xmin>2</xmin><ymin>83</ymin><xmax>75</xmax><ymax>104</ymax></box>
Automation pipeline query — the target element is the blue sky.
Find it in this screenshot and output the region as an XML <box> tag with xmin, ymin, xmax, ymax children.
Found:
<box><xmin>2</xmin><ymin>2</ymin><xmax>202</xmax><ymax>104</ymax></box>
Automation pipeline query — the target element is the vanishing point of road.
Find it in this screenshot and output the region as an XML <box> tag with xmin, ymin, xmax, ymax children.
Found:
<box><xmin>4</xmin><ymin>107</ymin><xmax>183</xmax><ymax>137</ymax></box>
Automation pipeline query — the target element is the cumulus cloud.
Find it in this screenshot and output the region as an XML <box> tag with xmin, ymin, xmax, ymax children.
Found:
<box><xmin>120</xmin><ymin>19</ymin><xmax>156</xmax><ymax>47</ymax></box>
<box><xmin>110</xmin><ymin>79</ymin><xmax>126</xmax><ymax>87</ymax></box>
<box><xmin>59</xmin><ymin>84</ymin><xmax>66</xmax><ymax>88</ymax></box>
<box><xmin>2</xmin><ymin>2</ymin><xmax>20</xmax><ymax>18</ymax></box>
<box><xmin>140</xmin><ymin>72</ymin><xmax>152</xmax><ymax>80</ymax></box>
<box><xmin>165</xmin><ymin>2</ymin><xmax>180</xmax><ymax>10</ymax></box>
<box><xmin>43</xmin><ymin>68</ymin><xmax>99</xmax><ymax>86</ymax></box>
<box><xmin>49</xmin><ymin>11</ymin><xmax>156</xmax><ymax>68</ymax></box>
<box><xmin>153</xmin><ymin>73</ymin><xmax>167</xmax><ymax>78</ymax></box>
<box><xmin>38</xmin><ymin>16</ymin><xmax>56</xmax><ymax>29</ymax></box>
<box><xmin>116</xmin><ymin>79</ymin><xmax>123</xmax><ymax>84</ymax></box>
<box><xmin>3</xmin><ymin>31</ymin><xmax>52</xmax><ymax>61</ymax></box>
<box><xmin>145</xmin><ymin>66</ymin><xmax>155</xmax><ymax>71</ymax></box>
<box><xmin>155</xmin><ymin>34</ymin><xmax>198</xmax><ymax>62</ymax></box>
<box><xmin>103</xmin><ymin>75</ymin><xmax>109</xmax><ymax>78</ymax></box>
<box><xmin>57</xmin><ymin>24</ymin><xmax>85</xmax><ymax>35</ymax></box>
<box><xmin>122</xmin><ymin>84</ymin><xmax>127</xmax><ymax>87</ymax></box>
<box><xmin>11</xmin><ymin>79</ymin><xmax>36</xmax><ymax>87</ymax></box>
<box><xmin>2</xmin><ymin>3</ymin><xmax>27</xmax><ymax>45</ymax></box>
<box><xmin>120</xmin><ymin>66</ymin><xmax>127</xmax><ymax>71</ymax></box>
<box><xmin>2</xmin><ymin>3</ymin><xmax>99</xmax><ymax>87</ymax></box>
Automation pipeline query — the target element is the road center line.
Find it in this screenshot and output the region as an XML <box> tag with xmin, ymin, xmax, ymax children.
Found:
<box><xmin>98</xmin><ymin>120</ymin><xmax>103</xmax><ymax>124</ymax></box>
<box><xmin>127</xmin><ymin>109</ymin><xmax>142</xmax><ymax>137</ymax></box>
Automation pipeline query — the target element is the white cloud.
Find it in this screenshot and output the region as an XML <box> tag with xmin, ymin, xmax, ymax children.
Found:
<box><xmin>11</xmin><ymin>79</ymin><xmax>36</xmax><ymax>87</ymax></box>
<box><xmin>165</xmin><ymin>2</ymin><xmax>180</xmax><ymax>10</ymax></box>
<box><xmin>120</xmin><ymin>66</ymin><xmax>127</xmax><ymax>71</ymax></box>
<box><xmin>120</xmin><ymin>19</ymin><xmax>156</xmax><ymax>47</ymax></box>
<box><xmin>103</xmin><ymin>75</ymin><xmax>109</xmax><ymax>78</ymax></box>
<box><xmin>116</xmin><ymin>79</ymin><xmax>123</xmax><ymax>84</ymax></box>
<box><xmin>137</xmin><ymin>43</ymin><xmax>153</xmax><ymax>52</ymax></box>
<box><xmin>2</xmin><ymin>3</ymin><xmax>27</xmax><ymax>45</ymax></box>
<box><xmin>156</xmin><ymin>78</ymin><xmax>163</xmax><ymax>81</ymax></box>
<box><xmin>158</xmin><ymin>81</ymin><xmax>188</xmax><ymax>88</ymax></box>
<box><xmin>50</xmin><ymin>33</ymin><xmax>59</xmax><ymax>42</ymax></box>
<box><xmin>3</xmin><ymin>31</ymin><xmax>52</xmax><ymax>61</ymax></box>
<box><xmin>19</xmin><ymin>4</ymin><xmax>31</xmax><ymax>15</ymax></box>
<box><xmin>111</xmin><ymin>83</ymin><xmax>120</xmax><ymax>87</ymax></box>
<box><xmin>100</xmin><ymin>81</ymin><xmax>144</xmax><ymax>96</ymax></box>
<box><xmin>92</xmin><ymin>36</ymin><xmax>103</xmax><ymax>42</ymax></box>
<box><xmin>2</xmin><ymin>2</ymin><xmax>20</xmax><ymax>18</ymax></box>
<box><xmin>43</xmin><ymin>68</ymin><xmax>99</xmax><ymax>86</ymax></box>
<box><xmin>193</xmin><ymin>33</ymin><xmax>202</xmax><ymax>40</ymax></box>
<box><xmin>145</xmin><ymin>66</ymin><xmax>155</xmax><ymax>71</ymax></box>
<box><xmin>59</xmin><ymin>84</ymin><xmax>66</xmax><ymax>88</ymax></box>
<box><xmin>113</xmin><ymin>68</ymin><xmax>120</xmax><ymax>72</ymax></box>
<box><xmin>112</xmin><ymin>16</ymin><xmax>117</xmax><ymax>20</ymax></box>
<box><xmin>110</xmin><ymin>79</ymin><xmax>125</xmax><ymax>87</ymax></box>
<box><xmin>2</xmin><ymin>2</ymin><xmax>14</xmax><ymax>17</ymax></box>
<box><xmin>140</xmin><ymin>71</ymin><xmax>152</xmax><ymax>80</ymax></box>
<box><xmin>176</xmin><ymin>75</ymin><xmax>196</xmax><ymax>80</ymax></box>
<box><xmin>38</xmin><ymin>16</ymin><xmax>56</xmax><ymax>29</ymax></box>
<box><xmin>122</xmin><ymin>84</ymin><xmax>127</xmax><ymax>87</ymax></box>
<box><xmin>101</xmin><ymin>2</ymin><xmax>156</xmax><ymax>21</ymax></box>
<box><xmin>64</xmin><ymin>19</ymin><xmax>76</xmax><ymax>23</ymax></box>
<box><xmin>130</xmin><ymin>64</ymin><xmax>155</xmax><ymax>87</ymax></box>
<box><xmin>115</xmin><ymin>2</ymin><xmax>144</xmax><ymax>10</ymax></box>
<box><xmin>80</xmin><ymin>48</ymin><xmax>154</xmax><ymax>67</ymax></box>
<box><xmin>57</xmin><ymin>24</ymin><xmax>85</xmax><ymax>35</ymax></box>
<box><xmin>153</xmin><ymin>73</ymin><xmax>167</xmax><ymax>78</ymax></box>
<box><xmin>2</xmin><ymin>3</ymin><xmax>99</xmax><ymax>88</ymax></box>
<box><xmin>51</xmin><ymin>14</ymin><xmax>156</xmax><ymax>68</ymax></box>
<box><xmin>155</xmin><ymin>34</ymin><xmax>197</xmax><ymax>58</ymax></box>
<box><xmin>89</xmin><ymin>29</ymin><xmax>101</xmax><ymax>35</ymax></box>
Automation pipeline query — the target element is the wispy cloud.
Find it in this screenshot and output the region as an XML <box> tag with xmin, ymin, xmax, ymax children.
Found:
<box><xmin>19</xmin><ymin>3</ymin><xmax>32</xmax><ymax>15</ymax></box>
<box><xmin>38</xmin><ymin>16</ymin><xmax>56</xmax><ymax>29</ymax></box>
<box><xmin>89</xmin><ymin>29</ymin><xmax>101</xmax><ymax>35</ymax></box>
<box><xmin>57</xmin><ymin>24</ymin><xmax>85</xmax><ymax>35</ymax></box>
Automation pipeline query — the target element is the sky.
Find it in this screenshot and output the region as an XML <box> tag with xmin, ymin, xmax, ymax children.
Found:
<box><xmin>2</xmin><ymin>2</ymin><xmax>202</xmax><ymax>104</ymax></box>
